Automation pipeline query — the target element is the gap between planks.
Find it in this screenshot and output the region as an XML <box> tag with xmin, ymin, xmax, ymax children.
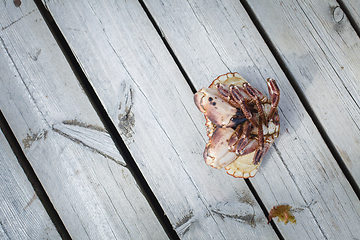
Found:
<box><xmin>0</xmin><ymin>110</ymin><xmax>72</xmax><ymax>240</ymax></box>
<box><xmin>138</xmin><ymin>0</ymin><xmax>197</xmax><ymax>94</ymax></box>
<box><xmin>337</xmin><ymin>0</ymin><xmax>360</xmax><ymax>37</ymax></box>
<box><xmin>137</xmin><ymin>0</ymin><xmax>285</xmax><ymax>239</ymax></box>
<box><xmin>33</xmin><ymin>0</ymin><xmax>179</xmax><ymax>239</ymax></box>
<box><xmin>240</xmin><ymin>0</ymin><xmax>360</xmax><ymax>201</ymax></box>
<box><xmin>29</xmin><ymin>0</ymin><xmax>359</xmax><ymax>238</ymax></box>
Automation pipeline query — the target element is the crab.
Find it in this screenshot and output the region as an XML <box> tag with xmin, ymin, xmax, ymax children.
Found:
<box><xmin>194</xmin><ymin>72</ymin><xmax>280</xmax><ymax>178</ymax></box>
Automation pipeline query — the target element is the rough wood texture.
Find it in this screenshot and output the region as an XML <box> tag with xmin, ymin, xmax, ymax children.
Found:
<box><xmin>43</xmin><ymin>0</ymin><xmax>279</xmax><ymax>239</ymax></box>
<box><xmin>343</xmin><ymin>0</ymin><xmax>360</xmax><ymax>27</ymax></box>
<box><xmin>142</xmin><ymin>0</ymin><xmax>360</xmax><ymax>238</ymax></box>
<box><xmin>0</xmin><ymin>1</ymin><xmax>167</xmax><ymax>239</ymax></box>
<box><xmin>0</xmin><ymin>129</ymin><xmax>61</xmax><ymax>239</ymax></box>
<box><xmin>246</xmin><ymin>0</ymin><xmax>360</xmax><ymax>185</ymax></box>
<box><xmin>1</xmin><ymin>0</ymin><xmax>359</xmax><ymax>238</ymax></box>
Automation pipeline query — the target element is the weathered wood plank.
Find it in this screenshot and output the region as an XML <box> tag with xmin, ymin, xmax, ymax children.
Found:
<box><xmin>0</xmin><ymin>129</ymin><xmax>61</xmax><ymax>239</ymax></box>
<box><xmin>142</xmin><ymin>0</ymin><xmax>360</xmax><ymax>238</ymax></box>
<box><xmin>246</xmin><ymin>0</ymin><xmax>360</xmax><ymax>185</ymax></box>
<box><xmin>43</xmin><ymin>0</ymin><xmax>279</xmax><ymax>239</ymax></box>
<box><xmin>342</xmin><ymin>0</ymin><xmax>360</xmax><ymax>28</ymax></box>
<box><xmin>0</xmin><ymin>1</ymin><xmax>167</xmax><ymax>239</ymax></box>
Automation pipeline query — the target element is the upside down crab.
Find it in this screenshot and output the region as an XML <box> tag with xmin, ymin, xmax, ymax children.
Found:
<box><xmin>194</xmin><ymin>73</ymin><xmax>280</xmax><ymax>178</ymax></box>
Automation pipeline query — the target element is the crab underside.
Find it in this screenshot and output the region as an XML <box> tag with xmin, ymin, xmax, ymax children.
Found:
<box><xmin>194</xmin><ymin>72</ymin><xmax>280</xmax><ymax>178</ymax></box>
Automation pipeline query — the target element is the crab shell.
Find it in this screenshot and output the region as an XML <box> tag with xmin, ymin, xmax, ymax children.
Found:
<box><xmin>194</xmin><ymin>72</ymin><xmax>279</xmax><ymax>178</ymax></box>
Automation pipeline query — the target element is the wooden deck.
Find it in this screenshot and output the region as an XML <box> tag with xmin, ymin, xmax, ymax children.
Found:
<box><xmin>1</xmin><ymin>0</ymin><xmax>360</xmax><ymax>239</ymax></box>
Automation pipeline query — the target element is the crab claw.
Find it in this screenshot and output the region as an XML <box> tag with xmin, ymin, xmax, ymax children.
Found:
<box><xmin>194</xmin><ymin>88</ymin><xmax>239</xmax><ymax>127</ymax></box>
<box><xmin>204</xmin><ymin>128</ymin><xmax>238</xmax><ymax>169</ymax></box>
<box><xmin>194</xmin><ymin>90</ymin><xmax>207</xmax><ymax>113</ymax></box>
<box><xmin>204</xmin><ymin>127</ymin><xmax>264</xmax><ymax>178</ymax></box>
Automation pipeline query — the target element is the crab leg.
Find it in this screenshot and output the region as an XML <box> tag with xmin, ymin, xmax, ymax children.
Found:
<box><xmin>235</xmin><ymin>121</ymin><xmax>252</xmax><ymax>155</ymax></box>
<box><xmin>254</xmin><ymin>136</ymin><xmax>275</xmax><ymax>167</ymax></box>
<box><xmin>230</xmin><ymin>85</ymin><xmax>258</xmax><ymax>127</ymax></box>
<box><xmin>215</xmin><ymin>83</ymin><xmax>231</xmax><ymax>101</ymax></box>
<box><xmin>215</xmin><ymin>83</ymin><xmax>241</xmax><ymax>109</ymax></box>
<box><xmin>253</xmin><ymin>117</ymin><xmax>265</xmax><ymax>165</ymax></box>
<box><xmin>228</xmin><ymin>121</ymin><xmax>252</xmax><ymax>155</ymax></box>
<box><xmin>243</xmin><ymin>83</ymin><xmax>267</xmax><ymax>124</ymax></box>
<box><xmin>267</xmin><ymin>78</ymin><xmax>280</xmax><ymax>121</ymax></box>
<box><xmin>228</xmin><ymin>124</ymin><xmax>243</xmax><ymax>152</ymax></box>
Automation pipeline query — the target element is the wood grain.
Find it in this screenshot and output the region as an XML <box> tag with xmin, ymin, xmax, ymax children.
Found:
<box><xmin>42</xmin><ymin>0</ymin><xmax>279</xmax><ymax>239</ymax></box>
<box><xmin>0</xmin><ymin>129</ymin><xmax>61</xmax><ymax>239</ymax></box>
<box><xmin>0</xmin><ymin>1</ymin><xmax>167</xmax><ymax>239</ymax></box>
<box><xmin>342</xmin><ymin>0</ymin><xmax>360</xmax><ymax>28</ymax></box>
<box><xmin>142</xmin><ymin>0</ymin><xmax>360</xmax><ymax>238</ymax></box>
<box><xmin>246</xmin><ymin>0</ymin><xmax>360</xmax><ymax>185</ymax></box>
<box><xmin>2</xmin><ymin>0</ymin><xmax>359</xmax><ymax>238</ymax></box>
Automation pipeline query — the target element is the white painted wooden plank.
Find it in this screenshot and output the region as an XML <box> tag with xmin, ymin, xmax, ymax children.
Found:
<box><xmin>343</xmin><ymin>0</ymin><xmax>360</xmax><ymax>27</ymax></box>
<box><xmin>52</xmin><ymin>122</ymin><xmax>126</xmax><ymax>167</ymax></box>
<box><xmin>142</xmin><ymin>0</ymin><xmax>360</xmax><ymax>239</ymax></box>
<box><xmin>43</xmin><ymin>0</ymin><xmax>279</xmax><ymax>239</ymax></box>
<box><xmin>0</xmin><ymin>1</ymin><xmax>167</xmax><ymax>239</ymax></box>
<box><xmin>246</xmin><ymin>0</ymin><xmax>360</xmax><ymax>186</ymax></box>
<box><xmin>0</xmin><ymin>129</ymin><xmax>61</xmax><ymax>239</ymax></box>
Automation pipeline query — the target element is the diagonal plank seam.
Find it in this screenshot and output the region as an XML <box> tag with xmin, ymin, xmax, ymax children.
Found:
<box><xmin>336</xmin><ymin>0</ymin><xmax>360</xmax><ymax>37</ymax></box>
<box><xmin>240</xmin><ymin>0</ymin><xmax>360</xmax><ymax>201</ymax></box>
<box><xmin>0</xmin><ymin>111</ymin><xmax>72</xmax><ymax>239</ymax></box>
<box><xmin>273</xmin><ymin>144</ymin><xmax>328</xmax><ymax>239</ymax></box>
<box><xmin>33</xmin><ymin>0</ymin><xmax>179</xmax><ymax>239</ymax></box>
<box><xmin>244</xmin><ymin>178</ymin><xmax>284</xmax><ymax>240</ymax></box>
<box><xmin>138</xmin><ymin>0</ymin><xmax>197</xmax><ymax>94</ymax></box>
<box><xmin>138</xmin><ymin>0</ymin><xmax>284</xmax><ymax>239</ymax></box>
